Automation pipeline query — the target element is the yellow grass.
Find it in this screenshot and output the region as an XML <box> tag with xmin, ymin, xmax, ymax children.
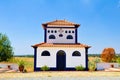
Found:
<box><xmin>14</xmin><ymin>57</ymin><xmax>34</xmax><ymax>72</ymax></box>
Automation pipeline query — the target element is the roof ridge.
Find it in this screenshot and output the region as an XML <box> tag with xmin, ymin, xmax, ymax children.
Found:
<box><xmin>42</xmin><ymin>19</ymin><xmax>80</xmax><ymax>28</ymax></box>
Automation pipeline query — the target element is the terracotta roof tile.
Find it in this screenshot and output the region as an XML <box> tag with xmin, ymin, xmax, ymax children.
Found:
<box><xmin>42</xmin><ymin>20</ymin><xmax>80</xmax><ymax>28</ymax></box>
<box><xmin>32</xmin><ymin>43</ymin><xmax>91</xmax><ymax>48</ymax></box>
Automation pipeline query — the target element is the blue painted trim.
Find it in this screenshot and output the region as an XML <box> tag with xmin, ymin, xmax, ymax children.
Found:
<box><xmin>65</xmin><ymin>68</ymin><xmax>75</xmax><ymax>71</ymax></box>
<box><xmin>44</xmin><ymin>28</ymin><xmax>46</xmax><ymax>42</ymax></box>
<box><xmin>34</xmin><ymin>47</ymin><xmax>38</xmax><ymax>71</ymax></box>
<box><xmin>85</xmin><ymin>48</ymin><xmax>88</xmax><ymax>71</ymax></box>
<box><xmin>35</xmin><ymin>67</ymin><xmax>40</xmax><ymax>71</ymax></box>
<box><xmin>39</xmin><ymin>67</ymin><xmax>75</xmax><ymax>71</ymax></box>
<box><xmin>75</xmin><ymin>28</ymin><xmax>77</xmax><ymax>43</ymax></box>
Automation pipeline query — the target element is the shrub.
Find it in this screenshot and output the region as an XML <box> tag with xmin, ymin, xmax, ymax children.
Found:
<box><xmin>41</xmin><ymin>65</ymin><xmax>50</xmax><ymax>71</ymax></box>
<box><xmin>88</xmin><ymin>61</ymin><xmax>96</xmax><ymax>71</ymax></box>
<box><xmin>94</xmin><ymin>57</ymin><xmax>101</xmax><ymax>63</ymax></box>
<box><xmin>101</xmin><ymin>48</ymin><xmax>115</xmax><ymax>62</ymax></box>
<box><xmin>75</xmin><ymin>65</ymin><xmax>85</xmax><ymax>71</ymax></box>
<box><xmin>116</xmin><ymin>57</ymin><xmax>120</xmax><ymax>67</ymax></box>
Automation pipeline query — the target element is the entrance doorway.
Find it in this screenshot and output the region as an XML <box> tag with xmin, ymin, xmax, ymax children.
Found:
<box><xmin>56</xmin><ymin>50</ymin><xmax>66</xmax><ymax>70</ymax></box>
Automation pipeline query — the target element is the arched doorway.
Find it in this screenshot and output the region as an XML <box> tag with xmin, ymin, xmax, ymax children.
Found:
<box><xmin>56</xmin><ymin>50</ymin><xmax>66</xmax><ymax>70</ymax></box>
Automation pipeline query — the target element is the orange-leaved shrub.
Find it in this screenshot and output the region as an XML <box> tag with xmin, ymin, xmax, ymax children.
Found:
<box><xmin>101</xmin><ymin>48</ymin><xmax>115</xmax><ymax>62</ymax></box>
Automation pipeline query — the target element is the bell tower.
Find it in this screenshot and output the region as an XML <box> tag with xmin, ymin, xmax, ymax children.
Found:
<box><xmin>42</xmin><ymin>20</ymin><xmax>80</xmax><ymax>44</ymax></box>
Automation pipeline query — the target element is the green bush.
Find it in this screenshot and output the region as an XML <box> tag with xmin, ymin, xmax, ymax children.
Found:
<box><xmin>75</xmin><ymin>65</ymin><xmax>85</xmax><ymax>71</ymax></box>
<box><xmin>94</xmin><ymin>57</ymin><xmax>101</xmax><ymax>63</ymax></box>
<box><xmin>88</xmin><ymin>61</ymin><xmax>96</xmax><ymax>71</ymax></box>
<box><xmin>41</xmin><ymin>65</ymin><xmax>50</xmax><ymax>71</ymax></box>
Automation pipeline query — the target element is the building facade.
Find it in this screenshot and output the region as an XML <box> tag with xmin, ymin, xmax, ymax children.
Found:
<box><xmin>32</xmin><ymin>20</ymin><xmax>90</xmax><ymax>71</ymax></box>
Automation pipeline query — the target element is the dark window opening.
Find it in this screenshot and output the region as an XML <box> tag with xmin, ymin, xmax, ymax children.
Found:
<box><xmin>49</xmin><ymin>35</ymin><xmax>56</xmax><ymax>39</ymax></box>
<box><xmin>72</xmin><ymin>31</ymin><xmax>74</xmax><ymax>33</ymax></box>
<box><xmin>55</xmin><ymin>30</ymin><xmax>57</xmax><ymax>33</ymax></box>
<box><xmin>65</xmin><ymin>31</ymin><xmax>67</xmax><ymax>33</ymax></box>
<box><xmin>51</xmin><ymin>30</ymin><xmax>53</xmax><ymax>33</ymax></box>
<box><xmin>69</xmin><ymin>31</ymin><xmax>71</xmax><ymax>33</ymax></box>
<box><xmin>66</xmin><ymin>35</ymin><xmax>73</xmax><ymax>39</ymax></box>
<box><xmin>72</xmin><ymin>51</ymin><xmax>81</xmax><ymax>56</ymax></box>
<box><xmin>48</xmin><ymin>30</ymin><xmax>50</xmax><ymax>33</ymax></box>
<box><xmin>59</xmin><ymin>34</ymin><xmax>63</xmax><ymax>37</ymax></box>
<box><xmin>41</xmin><ymin>51</ymin><xmax>50</xmax><ymax>56</ymax></box>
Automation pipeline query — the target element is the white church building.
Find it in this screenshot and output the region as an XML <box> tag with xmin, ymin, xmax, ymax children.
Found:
<box><xmin>32</xmin><ymin>20</ymin><xmax>91</xmax><ymax>71</ymax></box>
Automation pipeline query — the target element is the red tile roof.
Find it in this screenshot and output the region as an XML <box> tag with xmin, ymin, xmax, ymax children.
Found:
<box><xmin>42</xmin><ymin>20</ymin><xmax>80</xmax><ymax>28</ymax></box>
<box><xmin>32</xmin><ymin>43</ymin><xmax>91</xmax><ymax>48</ymax></box>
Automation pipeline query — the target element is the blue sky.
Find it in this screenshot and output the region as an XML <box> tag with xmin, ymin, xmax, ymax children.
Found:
<box><xmin>0</xmin><ymin>0</ymin><xmax>120</xmax><ymax>55</ymax></box>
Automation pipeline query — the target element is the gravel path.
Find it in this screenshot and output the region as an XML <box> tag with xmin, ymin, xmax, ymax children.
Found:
<box><xmin>1</xmin><ymin>77</ymin><xmax>120</xmax><ymax>80</ymax></box>
<box><xmin>1</xmin><ymin>71</ymin><xmax>120</xmax><ymax>80</ymax></box>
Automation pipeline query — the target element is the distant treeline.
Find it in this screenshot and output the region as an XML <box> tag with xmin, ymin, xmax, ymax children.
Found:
<box><xmin>88</xmin><ymin>53</ymin><xmax>120</xmax><ymax>57</ymax></box>
<box><xmin>88</xmin><ymin>54</ymin><xmax>101</xmax><ymax>57</ymax></box>
<box><xmin>14</xmin><ymin>55</ymin><xmax>34</xmax><ymax>57</ymax></box>
<box><xmin>14</xmin><ymin>53</ymin><xmax>120</xmax><ymax>58</ymax></box>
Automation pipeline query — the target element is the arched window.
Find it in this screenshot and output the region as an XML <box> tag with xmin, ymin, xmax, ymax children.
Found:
<box><xmin>66</xmin><ymin>35</ymin><xmax>73</xmax><ymax>39</ymax></box>
<box><xmin>41</xmin><ymin>51</ymin><xmax>50</xmax><ymax>56</ymax></box>
<box><xmin>72</xmin><ymin>51</ymin><xmax>81</xmax><ymax>56</ymax></box>
<box><xmin>49</xmin><ymin>35</ymin><xmax>56</xmax><ymax>39</ymax></box>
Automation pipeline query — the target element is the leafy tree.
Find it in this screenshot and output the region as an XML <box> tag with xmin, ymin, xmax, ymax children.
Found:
<box><xmin>0</xmin><ymin>33</ymin><xmax>14</xmax><ymax>61</ymax></box>
<box><xmin>101</xmin><ymin>48</ymin><xmax>115</xmax><ymax>62</ymax></box>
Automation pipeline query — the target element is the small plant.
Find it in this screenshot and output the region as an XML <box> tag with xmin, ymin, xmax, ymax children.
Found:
<box><xmin>116</xmin><ymin>57</ymin><xmax>120</xmax><ymax>67</ymax></box>
<box><xmin>75</xmin><ymin>65</ymin><xmax>85</xmax><ymax>71</ymax></box>
<box><xmin>18</xmin><ymin>60</ymin><xmax>25</xmax><ymax>72</ymax></box>
<box><xmin>41</xmin><ymin>65</ymin><xmax>50</xmax><ymax>71</ymax></box>
<box><xmin>88</xmin><ymin>61</ymin><xmax>96</xmax><ymax>71</ymax></box>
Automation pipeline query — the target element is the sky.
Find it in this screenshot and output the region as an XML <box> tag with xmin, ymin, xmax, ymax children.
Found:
<box><xmin>0</xmin><ymin>0</ymin><xmax>120</xmax><ymax>55</ymax></box>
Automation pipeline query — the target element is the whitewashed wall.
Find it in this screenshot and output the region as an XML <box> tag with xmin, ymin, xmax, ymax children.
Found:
<box><xmin>46</xmin><ymin>28</ymin><xmax>75</xmax><ymax>43</ymax></box>
<box><xmin>96</xmin><ymin>63</ymin><xmax>119</xmax><ymax>70</ymax></box>
<box><xmin>36</xmin><ymin>47</ymin><xmax>86</xmax><ymax>68</ymax></box>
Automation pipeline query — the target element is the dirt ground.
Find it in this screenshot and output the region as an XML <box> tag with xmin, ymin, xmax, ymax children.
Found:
<box><xmin>0</xmin><ymin>71</ymin><xmax>120</xmax><ymax>79</ymax></box>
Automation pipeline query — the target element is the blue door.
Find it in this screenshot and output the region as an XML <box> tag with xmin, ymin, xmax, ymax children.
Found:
<box><xmin>56</xmin><ymin>50</ymin><xmax>66</xmax><ymax>70</ymax></box>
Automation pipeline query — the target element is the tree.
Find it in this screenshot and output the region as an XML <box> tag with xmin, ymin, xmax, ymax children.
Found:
<box><xmin>0</xmin><ymin>33</ymin><xmax>14</xmax><ymax>61</ymax></box>
<box><xmin>101</xmin><ymin>48</ymin><xmax>115</xmax><ymax>62</ymax></box>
